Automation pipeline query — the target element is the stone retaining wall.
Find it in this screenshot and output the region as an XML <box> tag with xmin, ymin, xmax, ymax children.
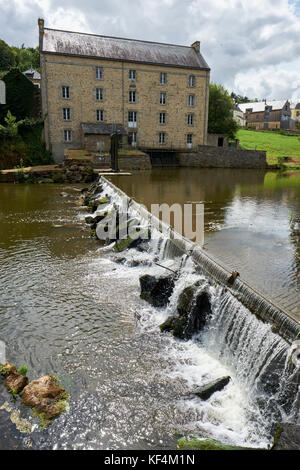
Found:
<box><xmin>118</xmin><ymin>154</ymin><xmax>151</xmax><ymax>170</ymax></box>
<box><xmin>178</xmin><ymin>146</ymin><xmax>267</xmax><ymax>169</ymax></box>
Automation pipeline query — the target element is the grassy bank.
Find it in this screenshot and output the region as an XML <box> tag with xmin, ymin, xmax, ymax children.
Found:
<box><xmin>237</xmin><ymin>129</ymin><xmax>300</xmax><ymax>168</ymax></box>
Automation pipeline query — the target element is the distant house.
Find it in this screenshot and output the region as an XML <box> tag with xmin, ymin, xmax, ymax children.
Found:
<box><xmin>23</xmin><ymin>67</ymin><xmax>41</xmax><ymax>87</ymax></box>
<box><xmin>239</xmin><ymin>100</ymin><xmax>295</xmax><ymax>130</ymax></box>
<box><xmin>233</xmin><ymin>104</ymin><xmax>245</xmax><ymax>127</ymax></box>
<box><xmin>290</xmin><ymin>102</ymin><xmax>300</xmax><ymax>122</ymax></box>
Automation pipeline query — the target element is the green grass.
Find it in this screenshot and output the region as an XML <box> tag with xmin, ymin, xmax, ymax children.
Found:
<box><xmin>237</xmin><ymin>129</ymin><xmax>300</xmax><ymax>166</ymax></box>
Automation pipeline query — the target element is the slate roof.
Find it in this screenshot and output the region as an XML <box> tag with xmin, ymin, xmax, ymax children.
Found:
<box><xmin>81</xmin><ymin>123</ymin><xmax>127</xmax><ymax>135</ymax></box>
<box><xmin>239</xmin><ymin>100</ymin><xmax>289</xmax><ymax>114</ymax></box>
<box><xmin>42</xmin><ymin>28</ymin><xmax>210</xmax><ymax>70</ymax></box>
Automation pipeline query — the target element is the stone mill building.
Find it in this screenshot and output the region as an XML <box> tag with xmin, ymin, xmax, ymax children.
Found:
<box><xmin>38</xmin><ymin>18</ymin><xmax>210</xmax><ymax>162</ymax></box>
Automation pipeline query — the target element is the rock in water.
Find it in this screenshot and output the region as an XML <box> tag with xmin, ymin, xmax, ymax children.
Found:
<box><xmin>21</xmin><ymin>375</ymin><xmax>68</xmax><ymax>427</ymax></box>
<box><xmin>6</xmin><ymin>373</ymin><xmax>28</xmax><ymax>394</ymax></box>
<box><xmin>159</xmin><ymin>284</ymin><xmax>212</xmax><ymax>339</ymax></box>
<box><xmin>177</xmin><ymin>435</ymin><xmax>255</xmax><ymax>450</ymax></box>
<box><xmin>140</xmin><ymin>274</ymin><xmax>175</xmax><ymax>307</ymax></box>
<box><xmin>272</xmin><ymin>423</ymin><xmax>300</xmax><ymax>450</ymax></box>
<box><xmin>194</xmin><ymin>376</ymin><xmax>231</xmax><ymax>400</ymax></box>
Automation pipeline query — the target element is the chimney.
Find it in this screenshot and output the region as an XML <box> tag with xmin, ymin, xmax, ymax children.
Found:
<box><xmin>38</xmin><ymin>18</ymin><xmax>44</xmax><ymax>49</ymax></box>
<box><xmin>191</xmin><ymin>41</ymin><xmax>200</xmax><ymax>53</ymax></box>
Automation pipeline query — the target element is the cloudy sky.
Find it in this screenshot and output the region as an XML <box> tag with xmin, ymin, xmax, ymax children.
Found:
<box><xmin>1</xmin><ymin>0</ymin><xmax>300</xmax><ymax>101</ymax></box>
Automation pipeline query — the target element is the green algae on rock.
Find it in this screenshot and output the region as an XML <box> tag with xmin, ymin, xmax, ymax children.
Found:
<box><xmin>177</xmin><ymin>435</ymin><xmax>253</xmax><ymax>450</ymax></box>
<box><xmin>21</xmin><ymin>374</ymin><xmax>68</xmax><ymax>428</ymax></box>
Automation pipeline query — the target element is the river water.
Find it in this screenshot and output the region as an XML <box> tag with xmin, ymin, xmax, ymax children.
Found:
<box><xmin>111</xmin><ymin>168</ymin><xmax>300</xmax><ymax>322</ymax></box>
<box><xmin>0</xmin><ymin>170</ymin><xmax>299</xmax><ymax>450</ymax></box>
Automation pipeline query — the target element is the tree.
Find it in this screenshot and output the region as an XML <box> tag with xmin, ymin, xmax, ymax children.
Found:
<box><xmin>208</xmin><ymin>84</ymin><xmax>239</xmax><ymax>139</ymax></box>
<box><xmin>0</xmin><ymin>39</ymin><xmax>15</xmax><ymax>70</ymax></box>
<box><xmin>0</xmin><ymin>67</ymin><xmax>34</xmax><ymax>123</ymax></box>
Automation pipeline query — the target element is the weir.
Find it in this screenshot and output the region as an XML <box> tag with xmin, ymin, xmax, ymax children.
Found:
<box><xmin>101</xmin><ymin>176</ymin><xmax>300</xmax><ymax>345</ymax></box>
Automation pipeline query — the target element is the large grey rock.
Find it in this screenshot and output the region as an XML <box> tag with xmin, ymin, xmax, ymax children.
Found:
<box><xmin>194</xmin><ymin>376</ymin><xmax>231</xmax><ymax>400</ymax></box>
<box><xmin>140</xmin><ymin>274</ymin><xmax>175</xmax><ymax>307</ymax></box>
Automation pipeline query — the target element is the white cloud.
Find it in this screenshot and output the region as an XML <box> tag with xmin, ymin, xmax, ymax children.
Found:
<box><xmin>0</xmin><ymin>0</ymin><xmax>300</xmax><ymax>100</ymax></box>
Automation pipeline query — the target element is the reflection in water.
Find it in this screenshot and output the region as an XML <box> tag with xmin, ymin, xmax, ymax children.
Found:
<box><xmin>111</xmin><ymin>169</ymin><xmax>300</xmax><ymax>319</ymax></box>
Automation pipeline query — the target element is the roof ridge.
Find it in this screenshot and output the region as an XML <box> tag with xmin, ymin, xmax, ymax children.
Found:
<box><xmin>44</xmin><ymin>27</ymin><xmax>192</xmax><ymax>49</ymax></box>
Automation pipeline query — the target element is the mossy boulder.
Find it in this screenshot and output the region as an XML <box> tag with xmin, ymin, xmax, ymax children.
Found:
<box><xmin>177</xmin><ymin>435</ymin><xmax>253</xmax><ymax>450</ymax></box>
<box><xmin>6</xmin><ymin>372</ymin><xmax>28</xmax><ymax>395</ymax></box>
<box><xmin>0</xmin><ymin>362</ymin><xmax>17</xmax><ymax>376</ymax></box>
<box><xmin>114</xmin><ymin>228</ymin><xmax>150</xmax><ymax>252</ymax></box>
<box><xmin>140</xmin><ymin>274</ymin><xmax>175</xmax><ymax>307</ymax></box>
<box><xmin>21</xmin><ymin>375</ymin><xmax>68</xmax><ymax>427</ymax></box>
<box><xmin>0</xmin><ymin>362</ymin><xmax>28</xmax><ymax>395</ymax></box>
<box><xmin>159</xmin><ymin>284</ymin><xmax>212</xmax><ymax>340</ymax></box>
<box><xmin>159</xmin><ymin>315</ymin><xmax>186</xmax><ymax>339</ymax></box>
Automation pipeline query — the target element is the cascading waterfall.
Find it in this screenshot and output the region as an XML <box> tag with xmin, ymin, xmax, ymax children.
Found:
<box><xmin>99</xmin><ymin>177</ymin><xmax>300</xmax><ymax>442</ymax></box>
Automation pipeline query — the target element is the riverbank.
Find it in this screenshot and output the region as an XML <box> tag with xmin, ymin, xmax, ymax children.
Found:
<box><xmin>237</xmin><ymin>129</ymin><xmax>300</xmax><ymax>169</ymax></box>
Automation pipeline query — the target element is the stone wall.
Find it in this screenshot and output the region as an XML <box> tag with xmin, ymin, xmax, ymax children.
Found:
<box><xmin>178</xmin><ymin>146</ymin><xmax>267</xmax><ymax>168</ymax></box>
<box><xmin>118</xmin><ymin>154</ymin><xmax>151</xmax><ymax>170</ymax></box>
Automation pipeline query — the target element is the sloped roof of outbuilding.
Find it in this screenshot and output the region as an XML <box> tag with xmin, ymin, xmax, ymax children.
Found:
<box><xmin>239</xmin><ymin>100</ymin><xmax>289</xmax><ymax>113</ymax></box>
<box><xmin>81</xmin><ymin>123</ymin><xmax>127</xmax><ymax>135</ymax></box>
<box><xmin>42</xmin><ymin>28</ymin><xmax>210</xmax><ymax>70</ymax></box>
<box><xmin>23</xmin><ymin>67</ymin><xmax>41</xmax><ymax>80</ymax></box>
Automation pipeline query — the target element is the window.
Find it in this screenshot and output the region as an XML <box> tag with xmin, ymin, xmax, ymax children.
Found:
<box><xmin>129</xmin><ymin>69</ymin><xmax>136</xmax><ymax>80</ymax></box>
<box><xmin>186</xmin><ymin>133</ymin><xmax>193</xmax><ymax>146</ymax></box>
<box><xmin>188</xmin><ymin>95</ymin><xmax>195</xmax><ymax>106</ymax></box>
<box><xmin>128</xmin><ymin>111</ymin><xmax>138</xmax><ymax>127</ymax></box>
<box><xmin>158</xmin><ymin>132</ymin><xmax>166</xmax><ymax>144</ymax></box>
<box><xmin>159</xmin><ymin>112</ymin><xmax>166</xmax><ymax>124</ymax></box>
<box><xmin>96</xmin><ymin>88</ymin><xmax>104</xmax><ymax>101</ymax></box>
<box><xmin>62</xmin><ymin>86</ymin><xmax>70</xmax><ymax>99</ymax></box>
<box><xmin>97</xmin><ymin>109</ymin><xmax>104</xmax><ymax>122</ymax></box>
<box><xmin>160</xmin><ymin>92</ymin><xmax>167</xmax><ymax>105</ymax></box>
<box><xmin>63</xmin><ymin>108</ymin><xmax>71</xmax><ymax>121</ymax></box>
<box><xmin>189</xmin><ymin>75</ymin><xmax>195</xmax><ymax>87</ymax></box>
<box><xmin>63</xmin><ymin>130</ymin><xmax>72</xmax><ymax>142</ymax></box>
<box><xmin>96</xmin><ymin>67</ymin><xmax>103</xmax><ymax>80</ymax></box>
<box><xmin>128</xmin><ymin>132</ymin><xmax>138</xmax><ymax>146</ymax></box>
<box><xmin>129</xmin><ymin>91</ymin><xmax>136</xmax><ymax>103</ymax></box>
<box><xmin>187</xmin><ymin>113</ymin><xmax>194</xmax><ymax>125</ymax></box>
<box><xmin>160</xmin><ymin>72</ymin><xmax>167</xmax><ymax>85</ymax></box>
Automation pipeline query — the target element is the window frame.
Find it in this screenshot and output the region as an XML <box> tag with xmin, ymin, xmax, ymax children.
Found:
<box><xmin>96</xmin><ymin>66</ymin><xmax>103</xmax><ymax>80</ymax></box>
<box><xmin>95</xmin><ymin>88</ymin><xmax>104</xmax><ymax>101</ymax></box>
<box><xmin>188</xmin><ymin>75</ymin><xmax>196</xmax><ymax>87</ymax></box>
<box><xmin>159</xmin><ymin>112</ymin><xmax>166</xmax><ymax>125</ymax></box>
<box><xmin>96</xmin><ymin>109</ymin><xmax>104</xmax><ymax>122</ymax></box>
<box><xmin>61</xmin><ymin>86</ymin><xmax>70</xmax><ymax>99</ymax></box>
<box><xmin>63</xmin><ymin>129</ymin><xmax>72</xmax><ymax>143</ymax></box>
<box><xmin>129</xmin><ymin>90</ymin><xmax>136</xmax><ymax>103</ymax></box>
<box><xmin>188</xmin><ymin>94</ymin><xmax>195</xmax><ymax>107</ymax></box>
<box><xmin>129</xmin><ymin>69</ymin><xmax>136</xmax><ymax>81</ymax></box>
<box><xmin>160</xmin><ymin>72</ymin><xmax>167</xmax><ymax>85</ymax></box>
<box><xmin>158</xmin><ymin>132</ymin><xmax>166</xmax><ymax>145</ymax></box>
<box><xmin>62</xmin><ymin>107</ymin><xmax>71</xmax><ymax>121</ymax></box>
<box><xmin>160</xmin><ymin>92</ymin><xmax>167</xmax><ymax>105</ymax></box>
<box><xmin>187</xmin><ymin>113</ymin><xmax>194</xmax><ymax>126</ymax></box>
<box><xmin>186</xmin><ymin>133</ymin><xmax>193</xmax><ymax>145</ymax></box>
<box><xmin>128</xmin><ymin>110</ymin><xmax>138</xmax><ymax>127</ymax></box>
